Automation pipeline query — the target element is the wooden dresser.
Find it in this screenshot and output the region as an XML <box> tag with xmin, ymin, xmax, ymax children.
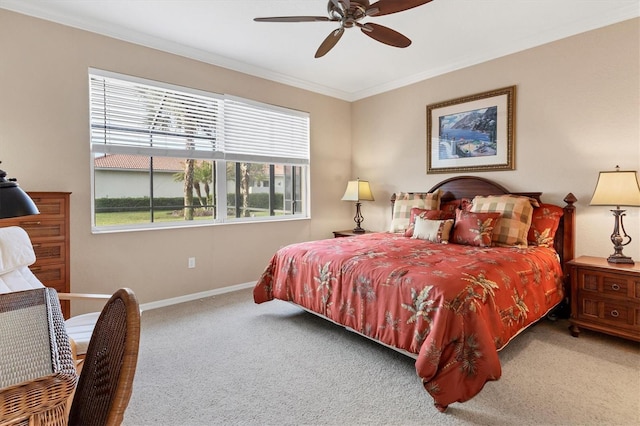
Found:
<box><xmin>0</xmin><ymin>192</ymin><xmax>71</xmax><ymax>318</ymax></box>
<box><xmin>568</xmin><ymin>256</ymin><xmax>640</xmax><ymax>342</ymax></box>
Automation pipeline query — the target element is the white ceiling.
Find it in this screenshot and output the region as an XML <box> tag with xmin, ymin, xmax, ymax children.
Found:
<box><xmin>2</xmin><ymin>0</ymin><xmax>638</xmax><ymax>101</ymax></box>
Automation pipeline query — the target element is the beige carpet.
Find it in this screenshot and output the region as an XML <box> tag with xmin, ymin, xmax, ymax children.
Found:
<box><xmin>123</xmin><ymin>288</ymin><xmax>639</xmax><ymax>425</ymax></box>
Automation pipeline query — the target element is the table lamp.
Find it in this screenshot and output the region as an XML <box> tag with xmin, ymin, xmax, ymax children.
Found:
<box><xmin>590</xmin><ymin>166</ymin><xmax>640</xmax><ymax>264</ymax></box>
<box><xmin>0</xmin><ymin>162</ymin><xmax>40</xmax><ymax>219</ymax></box>
<box><xmin>341</xmin><ymin>178</ymin><xmax>374</xmax><ymax>233</ymax></box>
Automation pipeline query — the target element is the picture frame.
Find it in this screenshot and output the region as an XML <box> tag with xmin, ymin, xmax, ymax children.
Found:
<box><xmin>427</xmin><ymin>86</ymin><xmax>515</xmax><ymax>174</ymax></box>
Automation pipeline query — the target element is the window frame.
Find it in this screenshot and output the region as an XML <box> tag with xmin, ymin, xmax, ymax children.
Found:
<box><xmin>89</xmin><ymin>69</ymin><xmax>310</xmax><ymax>233</ymax></box>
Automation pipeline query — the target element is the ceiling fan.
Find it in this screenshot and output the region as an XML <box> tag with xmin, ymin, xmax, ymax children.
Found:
<box><xmin>254</xmin><ymin>0</ymin><xmax>433</xmax><ymax>58</ymax></box>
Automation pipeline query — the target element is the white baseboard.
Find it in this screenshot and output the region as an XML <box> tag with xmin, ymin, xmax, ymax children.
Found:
<box><xmin>139</xmin><ymin>281</ymin><xmax>256</xmax><ymax>313</ymax></box>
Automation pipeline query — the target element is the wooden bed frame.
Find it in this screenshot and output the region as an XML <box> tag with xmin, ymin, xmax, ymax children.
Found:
<box><xmin>392</xmin><ymin>175</ymin><xmax>577</xmax><ymax>284</ymax></box>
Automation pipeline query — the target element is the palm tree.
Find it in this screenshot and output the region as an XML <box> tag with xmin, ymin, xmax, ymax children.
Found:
<box><xmin>183</xmin><ymin>158</ymin><xmax>195</xmax><ymax>220</ymax></box>
<box><xmin>174</xmin><ymin>160</ymin><xmax>213</xmax><ymax>219</ymax></box>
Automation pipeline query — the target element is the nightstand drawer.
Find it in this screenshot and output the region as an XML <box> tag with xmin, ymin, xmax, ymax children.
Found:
<box><xmin>578</xmin><ymin>296</ymin><xmax>631</xmax><ymax>324</ymax></box>
<box><xmin>579</xmin><ymin>269</ymin><xmax>630</xmax><ymax>299</ymax></box>
<box><xmin>602</xmin><ymin>276</ymin><xmax>628</xmax><ymax>297</ymax></box>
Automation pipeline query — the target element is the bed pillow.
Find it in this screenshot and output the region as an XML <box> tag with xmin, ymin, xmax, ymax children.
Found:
<box><xmin>404</xmin><ymin>208</ymin><xmax>447</xmax><ymax>237</ymax></box>
<box><xmin>439</xmin><ymin>198</ymin><xmax>473</xmax><ymax>219</ymax></box>
<box><xmin>470</xmin><ymin>195</ymin><xmax>538</xmax><ymax>247</ymax></box>
<box><xmin>527</xmin><ymin>203</ymin><xmax>564</xmax><ymax>247</ymax></box>
<box><xmin>452</xmin><ymin>210</ymin><xmax>501</xmax><ymax>247</ymax></box>
<box><xmin>390</xmin><ymin>191</ymin><xmax>441</xmax><ymax>233</ymax></box>
<box><xmin>411</xmin><ymin>217</ymin><xmax>454</xmax><ymax>243</ymax></box>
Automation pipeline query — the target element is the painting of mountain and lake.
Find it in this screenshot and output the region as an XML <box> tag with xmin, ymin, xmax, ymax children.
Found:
<box><xmin>427</xmin><ymin>86</ymin><xmax>515</xmax><ymax>174</ymax></box>
<box><xmin>438</xmin><ymin>106</ymin><xmax>497</xmax><ymax>160</ymax></box>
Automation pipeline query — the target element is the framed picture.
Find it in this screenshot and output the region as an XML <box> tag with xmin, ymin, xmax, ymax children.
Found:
<box><xmin>427</xmin><ymin>86</ymin><xmax>515</xmax><ymax>174</ymax></box>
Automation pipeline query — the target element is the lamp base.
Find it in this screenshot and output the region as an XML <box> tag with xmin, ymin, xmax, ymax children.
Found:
<box><xmin>352</xmin><ymin>227</ymin><xmax>365</xmax><ymax>234</ymax></box>
<box><xmin>607</xmin><ymin>253</ymin><xmax>635</xmax><ymax>264</ymax></box>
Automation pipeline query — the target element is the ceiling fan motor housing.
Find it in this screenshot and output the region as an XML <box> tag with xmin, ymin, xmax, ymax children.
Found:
<box><xmin>327</xmin><ymin>0</ymin><xmax>372</xmax><ymax>26</ymax></box>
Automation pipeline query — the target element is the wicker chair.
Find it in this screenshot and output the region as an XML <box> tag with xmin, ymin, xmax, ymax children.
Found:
<box><xmin>67</xmin><ymin>288</ymin><xmax>141</xmax><ymax>426</ymax></box>
<box><xmin>0</xmin><ymin>288</ymin><xmax>77</xmax><ymax>426</ymax></box>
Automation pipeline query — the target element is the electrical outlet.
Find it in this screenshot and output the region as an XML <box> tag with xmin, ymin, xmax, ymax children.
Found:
<box><xmin>188</xmin><ymin>257</ymin><xmax>196</xmax><ymax>268</ymax></box>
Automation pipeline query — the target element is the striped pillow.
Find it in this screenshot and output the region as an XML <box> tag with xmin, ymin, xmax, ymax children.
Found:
<box><xmin>389</xmin><ymin>191</ymin><xmax>441</xmax><ymax>233</ymax></box>
<box><xmin>470</xmin><ymin>195</ymin><xmax>537</xmax><ymax>247</ymax></box>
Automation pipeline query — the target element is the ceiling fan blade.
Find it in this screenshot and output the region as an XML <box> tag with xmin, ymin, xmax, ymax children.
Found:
<box><xmin>366</xmin><ymin>0</ymin><xmax>433</xmax><ymax>17</ymax></box>
<box><xmin>315</xmin><ymin>28</ymin><xmax>345</xmax><ymax>58</ymax></box>
<box><xmin>360</xmin><ymin>22</ymin><xmax>411</xmax><ymax>48</ymax></box>
<box><xmin>254</xmin><ymin>16</ymin><xmax>330</xmax><ymax>23</ymax></box>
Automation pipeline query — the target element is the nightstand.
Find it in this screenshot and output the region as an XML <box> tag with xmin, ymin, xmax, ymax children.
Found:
<box><xmin>333</xmin><ymin>230</ymin><xmax>371</xmax><ymax>238</ymax></box>
<box><xmin>568</xmin><ymin>256</ymin><xmax>640</xmax><ymax>342</ymax></box>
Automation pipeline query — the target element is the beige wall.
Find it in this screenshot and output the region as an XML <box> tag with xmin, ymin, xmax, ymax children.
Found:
<box><xmin>2</xmin><ymin>9</ymin><xmax>639</xmax><ymax>313</ymax></box>
<box><xmin>0</xmin><ymin>9</ymin><xmax>353</xmax><ymax>313</ymax></box>
<box><xmin>352</xmin><ymin>18</ymin><xmax>640</xmax><ymax>261</ymax></box>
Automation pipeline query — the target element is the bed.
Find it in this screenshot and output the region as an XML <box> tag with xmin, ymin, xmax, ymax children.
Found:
<box><xmin>253</xmin><ymin>176</ymin><xmax>576</xmax><ymax>411</ymax></box>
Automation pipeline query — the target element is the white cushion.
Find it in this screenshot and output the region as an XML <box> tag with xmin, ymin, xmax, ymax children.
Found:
<box><xmin>0</xmin><ymin>227</ymin><xmax>36</xmax><ymax>274</ymax></box>
<box><xmin>0</xmin><ymin>267</ymin><xmax>45</xmax><ymax>293</ymax></box>
<box><xmin>65</xmin><ymin>312</ymin><xmax>101</xmax><ymax>356</ymax></box>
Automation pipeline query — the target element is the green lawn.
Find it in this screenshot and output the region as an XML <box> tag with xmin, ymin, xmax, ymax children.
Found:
<box><xmin>94</xmin><ymin>208</ymin><xmax>287</xmax><ymax>226</ymax></box>
<box><xmin>95</xmin><ymin>210</ymin><xmax>213</xmax><ymax>226</ymax></box>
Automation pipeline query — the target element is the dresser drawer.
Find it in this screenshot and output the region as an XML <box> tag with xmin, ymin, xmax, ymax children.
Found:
<box><xmin>11</xmin><ymin>219</ymin><xmax>65</xmax><ymax>241</ymax></box>
<box><xmin>29</xmin><ymin>263</ymin><xmax>67</xmax><ymax>289</ymax></box>
<box><xmin>31</xmin><ymin>240</ymin><xmax>66</xmax><ymax>265</ymax></box>
<box><xmin>25</xmin><ymin>193</ymin><xmax>67</xmax><ymax>220</ymax></box>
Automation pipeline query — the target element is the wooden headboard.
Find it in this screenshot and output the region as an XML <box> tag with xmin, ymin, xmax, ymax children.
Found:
<box><xmin>391</xmin><ymin>175</ymin><xmax>577</xmax><ymax>276</ymax></box>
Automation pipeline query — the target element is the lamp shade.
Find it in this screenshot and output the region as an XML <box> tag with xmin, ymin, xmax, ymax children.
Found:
<box><xmin>0</xmin><ymin>168</ymin><xmax>39</xmax><ymax>219</ymax></box>
<box><xmin>590</xmin><ymin>169</ymin><xmax>640</xmax><ymax>207</ymax></box>
<box><xmin>341</xmin><ymin>179</ymin><xmax>374</xmax><ymax>202</ymax></box>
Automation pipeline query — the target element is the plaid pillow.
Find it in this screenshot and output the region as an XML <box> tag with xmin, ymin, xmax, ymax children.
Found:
<box><xmin>470</xmin><ymin>195</ymin><xmax>537</xmax><ymax>247</ymax></box>
<box><xmin>527</xmin><ymin>203</ymin><xmax>564</xmax><ymax>247</ymax></box>
<box><xmin>452</xmin><ymin>209</ymin><xmax>501</xmax><ymax>247</ymax></box>
<box><xmin>389</xmin><ymin>191</ymin><xmax>441</xmax><ymax>233</ymax></box>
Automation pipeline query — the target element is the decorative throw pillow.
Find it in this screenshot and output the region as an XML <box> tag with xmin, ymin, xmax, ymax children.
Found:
<box><xmin>452</xmin><ymin>209</ymin><xmax>501</xmax><ymax>247</ymax></box>
<box><xmin>439</xmin><ymin>200</ymin><xmax>460</xmax><ymax>219</ymax></box>
<box><xmin>470</xmin><ymin>195</ymin><xmax>537</xmax><ymax>247</ymax></box>
<box><xmin>411</xmin><ymin>217</ymin><xmax>454</xmax><ymax>243</ymax></box>
<box><xmin>389</xmin><ymin>191</ymin><xmax>441</xmax><ymax>233</ymax></box>
<box><xmin>527</xmin><ymin>203</ymin><xmax>564</xmax><ymax>247</ymax></box>
<box><xmin>404</xmin><ymin>208</ymin><xmax>446</xmax><ymax>237</ymax></box>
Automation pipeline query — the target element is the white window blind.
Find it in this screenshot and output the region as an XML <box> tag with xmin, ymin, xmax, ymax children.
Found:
<box><xmin>89</xmin><ymin>70</ymin><xmax>223</xmax><ymax>160</ymax></box>
<box><xmin>224</xmin><ymin>96</ymin><xmax>310</xmax><ymax>165</ymax></box>
<box><xmin>89</xmin><ymin>70</ymin><xmax>310</xmax><ymax>165</ymax></box>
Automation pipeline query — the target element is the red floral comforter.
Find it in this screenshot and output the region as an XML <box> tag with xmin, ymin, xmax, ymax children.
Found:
<box><xmin>253</xmin><ymin>232</ymin><xmax>564</xmax><ymax>410</ymax></box>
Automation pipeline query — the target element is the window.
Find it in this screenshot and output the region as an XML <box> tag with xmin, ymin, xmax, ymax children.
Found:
<box><xmin>89</xmin><ymin>69</ymin><xmax>309</xmax><ymax>232</ymax></box>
